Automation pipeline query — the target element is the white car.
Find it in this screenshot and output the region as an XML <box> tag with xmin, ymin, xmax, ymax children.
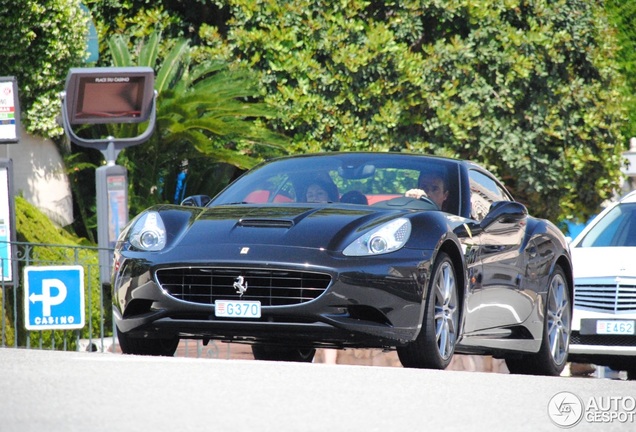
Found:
<box><xmin>568</xmin><ymin>190</ymin><xmax>636</xmax><ymax>379</ymax></box>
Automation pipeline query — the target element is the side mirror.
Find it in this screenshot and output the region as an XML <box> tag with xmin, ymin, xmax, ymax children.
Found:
<box><xmin>481</xmin><ymin>201</ymin><xmax>527</xmax><ymax>230</ymax></box>
<box><xmin>180</xmin><ymin>195</ymin><xmax>211</xmax><ymax>207</ymax></box>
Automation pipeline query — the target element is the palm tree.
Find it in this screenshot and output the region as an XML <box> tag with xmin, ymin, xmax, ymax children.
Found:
<box><xmin>107</xmin><ymin>32</ymin><xmax>289</xmax><ymax>212</ymax></box>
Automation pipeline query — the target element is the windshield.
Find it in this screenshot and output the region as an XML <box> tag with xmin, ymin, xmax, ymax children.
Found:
<box><xmin>210</xmin><ymin>153</ymin><xmax>461</xmax><ymax>214</ymax></box>
<box><xmin>577</xmin><ymin>203</ymin><xmax>636</xmax><ymax>247</ymax></box>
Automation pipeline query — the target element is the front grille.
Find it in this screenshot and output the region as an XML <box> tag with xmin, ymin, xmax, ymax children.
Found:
<box><xmin>156</xmin><ymin>267</ymin><xmax>332</xmax><ymax>306</ymax></box>
<box><xmin>574</xmin><ymin>281</ymin><xmax>636</xmax><ymax>313</ymax></box>
<box><xmin>571</xmin><ymin>331</ymin><xmax>636</xmax><ymax>347</ymax></box>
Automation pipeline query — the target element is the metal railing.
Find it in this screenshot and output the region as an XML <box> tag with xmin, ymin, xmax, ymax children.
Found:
<box><xmin>0</xmin><ymin>240</ymin><xmax>250</xmax><ymax>359</ymax></box>
<box><xmin>0</xmin><ymin>240</ymin><xmax>109</xmax><ymax>352</ymax></box>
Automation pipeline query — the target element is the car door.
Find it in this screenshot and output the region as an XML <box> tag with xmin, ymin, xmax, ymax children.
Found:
<box><xmin>463</xmin><ymin>169</ymin><xmax>534</xmax><ymax>333</ymax></box>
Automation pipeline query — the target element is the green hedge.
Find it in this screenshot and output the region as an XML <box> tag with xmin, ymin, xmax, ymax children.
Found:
<box><xmin>4</xmin><ymin>196</ymin><xmax>110</xmax><ymax>350</ymax></box>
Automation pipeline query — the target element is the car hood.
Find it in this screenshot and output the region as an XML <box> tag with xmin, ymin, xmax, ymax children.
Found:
<box><xmin>571</xmin><ymin>247</ymin><xmax>636</xmax><ymax>279</ymax></box>
<box><xmin>171</xmin><ymin>204</ymin><xmax>400</xmax><ymax>251</ymax></box>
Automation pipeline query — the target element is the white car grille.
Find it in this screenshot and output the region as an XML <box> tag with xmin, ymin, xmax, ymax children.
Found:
<box><xmin>574</xmin><ymin>277</ymin><xmax>636</xmax><ymax>313</ymax></box>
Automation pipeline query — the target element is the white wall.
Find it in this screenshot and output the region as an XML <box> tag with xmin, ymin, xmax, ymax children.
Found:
<box><xmin>0</xmin><ymin>127</ymin><xmax>73</xmax><ymax>226</ymax></box>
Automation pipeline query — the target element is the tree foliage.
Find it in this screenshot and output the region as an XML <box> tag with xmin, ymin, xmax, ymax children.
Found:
<box><xmin>85</xmin><ymin>0</ymin><xmax>225</xmax><ymax>40</ymax></box>
<box><xmin>605</xmin><ymin>0</ymin><xmax>636</xmax><ymax>141</ymax></box>
<box><xmin>0</xmin><ymin>0</ymin><xmax>88</xmax><ymax>138</ymax></box>
<box><xmin>3</xmin><ymin>0</ymin><xmax>630</xmax><ymax>228</ymax></box>
<box><xmin>204</xmin><ymin>0</ymin><xmax>627</xmax><ymax>222</ymax></box>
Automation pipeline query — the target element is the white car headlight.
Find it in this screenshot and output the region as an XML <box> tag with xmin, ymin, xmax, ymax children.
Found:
<box><xmin>129</xmin><ymin>211</ymin><xmax>167</xmax><ymax>251</ymax></box>
<box><xmin>343</xmin><ymin>218</ymin><xmax>411</xmax><ymax>256</ymax></box>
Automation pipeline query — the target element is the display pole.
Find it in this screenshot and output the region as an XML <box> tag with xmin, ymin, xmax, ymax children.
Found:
<box><xmin>59</xmin><ymin>68</ymin><xmax>156</xmax><ymax>286</ymax></box>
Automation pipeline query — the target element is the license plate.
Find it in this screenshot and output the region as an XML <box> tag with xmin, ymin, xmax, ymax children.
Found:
<box><xmin>215</xmin><ymin>300</ymin><xmax>261</xmax><ymax>318</ymax></box>
<box><xmin>596</xmin><ymin>320</ymin><xmax>635</xmax><ymax>335</ymax></box>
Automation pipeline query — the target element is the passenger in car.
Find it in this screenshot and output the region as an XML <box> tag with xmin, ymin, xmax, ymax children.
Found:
<box><xmin>305</xmin><ymin>178</ymin><xmax>339</xmax><ymax>203</ymax></box>
<box><xmin>340</xmin><ymin>190</ymin><xmax>368</xmax><ymax>205</ymax></box>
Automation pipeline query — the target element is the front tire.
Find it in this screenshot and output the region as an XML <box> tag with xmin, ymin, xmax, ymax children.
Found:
<box><xmin>398</xmin><ymin>252</ymin><xmax>459</xmax><ymax>369</ymax></box>
<box><xmin>505</xmin><ymin>265</ymin><xmax>571</xmax><ymax>376</ymax></box>
<box><xmin>116</xmin><ymin>326</ymin><xmax>179</xmax><ymax>356</ymax></box>
<box><xmin>251</xmin><ymin>344</ymin><xmax>316</xmax><ymax>362</ymax></box>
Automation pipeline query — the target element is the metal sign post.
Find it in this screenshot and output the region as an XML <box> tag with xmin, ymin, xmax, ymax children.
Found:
<box><xmin>96</xmin><ymin>159</ymin><xmax>128</xmax><ymax>285</ymax></box>
<box><xmin>0</xmin><ymin>77</ymin><xmax>20</xmax><ymax>288</ymax></box>
<box><xmin>0</xmin><ymin>159</ymin><xmax>17</xmax><ymax>286</ymax></box>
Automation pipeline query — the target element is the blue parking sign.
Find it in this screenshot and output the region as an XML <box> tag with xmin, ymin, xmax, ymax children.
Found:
<box><xmin>24</xmin><ymin>265</ymin><xmax>85</xmax><ymax>330</ymax></box>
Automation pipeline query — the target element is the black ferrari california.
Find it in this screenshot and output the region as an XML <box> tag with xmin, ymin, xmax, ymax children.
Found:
<box><xmin>112</xmin><ymin>152</ymin><xmax>573</xmax><ymax>375</ymax></box>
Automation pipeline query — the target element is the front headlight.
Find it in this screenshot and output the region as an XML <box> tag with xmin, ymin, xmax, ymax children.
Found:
<box><xmin>343</xmin><ymin>218</ymin><xmax>412</xmax><ymax>256</ymax></box>
<box><xmin>129</xmin><ymin>211</ymin><xmax>167</xmax><ymax>251</ymax></box>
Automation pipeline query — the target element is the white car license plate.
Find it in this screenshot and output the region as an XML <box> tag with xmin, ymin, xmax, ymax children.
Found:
<box><xmin>596</xmin><ymin>320</ymin><xmax>635</xmax><ymax>335</ymax></box>
<box><xmin>215</xmin><ymin>300</ymin><xmax>261</xmax><ymax>318</ymax></box>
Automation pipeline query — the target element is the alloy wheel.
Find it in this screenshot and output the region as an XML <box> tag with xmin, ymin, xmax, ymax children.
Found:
<box><xmin>547</xmin><ymin>272</ymin><xmax>571</xmax><ymax>366</ymax></box>
<box><xmin>433</xmin><ymin>261</ymin><xmax>458</xmax><ymax>360</ymax></box>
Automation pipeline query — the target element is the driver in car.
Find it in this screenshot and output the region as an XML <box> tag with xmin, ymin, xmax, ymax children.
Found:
<box><xmin>405</xmin><ymin>172</ymin><xmax>449</xmax><ymax>210</ymax></box>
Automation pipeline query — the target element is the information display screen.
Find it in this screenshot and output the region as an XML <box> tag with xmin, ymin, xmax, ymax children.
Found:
<box><xmin>65</xmin><ymin>68</ymin><xmax>154</xmax><ymax>125</ymax></box>
<box><xmin>74</xmin><ymin>77</ymin><xmax>144</xmax><ymax>122</ymax></box>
